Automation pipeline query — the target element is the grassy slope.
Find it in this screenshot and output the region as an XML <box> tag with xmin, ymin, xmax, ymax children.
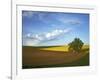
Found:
<box><xmin>22</xmin><ymin>45</ymin><xmax>89</xmax><ymax>69</ymax></box>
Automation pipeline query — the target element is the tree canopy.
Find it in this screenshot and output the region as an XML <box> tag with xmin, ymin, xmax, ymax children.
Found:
<box><xmin>68</xmin><ymin>38</ymin><xmax>84</xmax><ymax>53</ymax></box>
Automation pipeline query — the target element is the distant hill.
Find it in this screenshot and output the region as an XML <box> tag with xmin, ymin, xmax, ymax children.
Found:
<box><xmin>23</xmin><ymin>45</ymin><xmax>89</xmax><ymax>52</ymax></box>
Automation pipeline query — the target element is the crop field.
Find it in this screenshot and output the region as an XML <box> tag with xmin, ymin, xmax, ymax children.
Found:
<box><xmin>22</xmin><ymin>45</ymin><xmax>89</xmax><ymax>69</ymax></box>
<box><xmin>39</xmin><ymin>45</ymin><xmax>89</xmax><ymax>52</ymax></box>
<box><xmin>39</xmin><ymin>45</ymin><xmax>68</xmax><ymax>52</ymax></box>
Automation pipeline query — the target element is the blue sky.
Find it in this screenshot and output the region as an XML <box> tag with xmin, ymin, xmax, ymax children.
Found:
<box><xmin>22</xmin><ymin>11</ymin><xmax>89</xmax><ymax>46</ymax></box>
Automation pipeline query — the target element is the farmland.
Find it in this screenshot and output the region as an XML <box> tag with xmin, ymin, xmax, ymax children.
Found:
<box><xmin>22</xmin><ymin>45</ymin><xmax>89</xmax><ymax>69</ymax></box>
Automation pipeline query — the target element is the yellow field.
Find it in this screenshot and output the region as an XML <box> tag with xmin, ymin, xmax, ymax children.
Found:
<box><xmin>82</xmin><ymin>45</ymin><xmax>89</xmax><ymax>49</ymax></box>
<box><xmin>39</xmin><ymin>45</ymin><xmax>68</xmax><ymax>51</ymax></box>
<box><xmin>39</xmin><ymin>45</ymin><xmax>89</xmax><ymax>52</ymax></box>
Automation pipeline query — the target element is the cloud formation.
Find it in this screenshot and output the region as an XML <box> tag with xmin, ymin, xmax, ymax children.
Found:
<box><xmin>22</xmin><ymin>11</ymin><xmax>34</xmax><ymax>18</ymax></box>
<box><xmin>58</xmin><ymin>17</ymin><xmax>81</xmax><ymax>25</ymax></box>
<box><xmin>22</xmin><ymin>11</ymin><xmax>81</xmax><ymax>26</ymax></box>
<box><xmin>23</xmin><ymin>28</ymin><xmax>72</xmax><ymax>46</ymax></box>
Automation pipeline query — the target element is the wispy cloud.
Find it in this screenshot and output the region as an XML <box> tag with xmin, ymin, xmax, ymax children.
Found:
<box><xmin>23</xmin><ymin>28</ymin><xmax>72</xmax><ymax>46</ymax></box>
<box><xmin>22</xmin><ymin>11</ymin><xmax>34</xmax><ymax>18</ymax></box>
<box><xmin>58</xmin><ymin>17</ymin><xmax>81</xmax><ymax>25</ymax></box>
<box><xmin>23</xmin><ymin>11</ymin><xmax>81</xmax><ymax>26</ymax></box>
<box><xmin>45</xmin><ymin>29</ymin><xmax>71</xmax><ymax>39</ymax></box>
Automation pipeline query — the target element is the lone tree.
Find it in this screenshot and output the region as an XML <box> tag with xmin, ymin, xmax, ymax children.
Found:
<box><xmin>68</xmin><ymin>38</ymin><xmax>84</xmax><ymax>53</ymax></box>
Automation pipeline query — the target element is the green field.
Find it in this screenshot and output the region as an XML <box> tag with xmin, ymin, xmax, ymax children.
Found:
<box><xmin>22</xmin><ymin>45</ymin><xmax>89</xmax><ymax>69</ymax></box>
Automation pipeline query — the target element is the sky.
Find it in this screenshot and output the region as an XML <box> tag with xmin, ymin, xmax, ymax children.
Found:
<box><xmin>22</xmin><ymin>11</ymin><xmax>89</xmax><ymax>46</ymax></box>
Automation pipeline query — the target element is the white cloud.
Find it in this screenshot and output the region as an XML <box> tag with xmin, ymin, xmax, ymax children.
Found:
<box><xmin>24</xmin><ymin>33</ymin><xmax>43</xmax><ymax>40</ymax></box>
<box><xmin>22</xmin><ymin>11</ymin><xmax>34</xmax><ymax>18</ymax></box>
<box><xmin>45</xmin><ymin>29</ymin><xmax>71</xmax><ymax>39</ymax></box>
<box><xmin>58</xmin><ymin>18</ymin><xmax>81</xmax><ymax>25</ymax></box>
<box><xmin>23</xmin><ymin>28</ymin><xmax>72</xmax><ymax>46</ymax></box>
<box><xmin>38</xmin><ymin>13</ymin><xmax>46</xmax><ymax>21</ymax></box>
<box><xmin>22</xmin><ymin>11</ymin><xmax>50</xmax><ymax>24</ymax></box>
